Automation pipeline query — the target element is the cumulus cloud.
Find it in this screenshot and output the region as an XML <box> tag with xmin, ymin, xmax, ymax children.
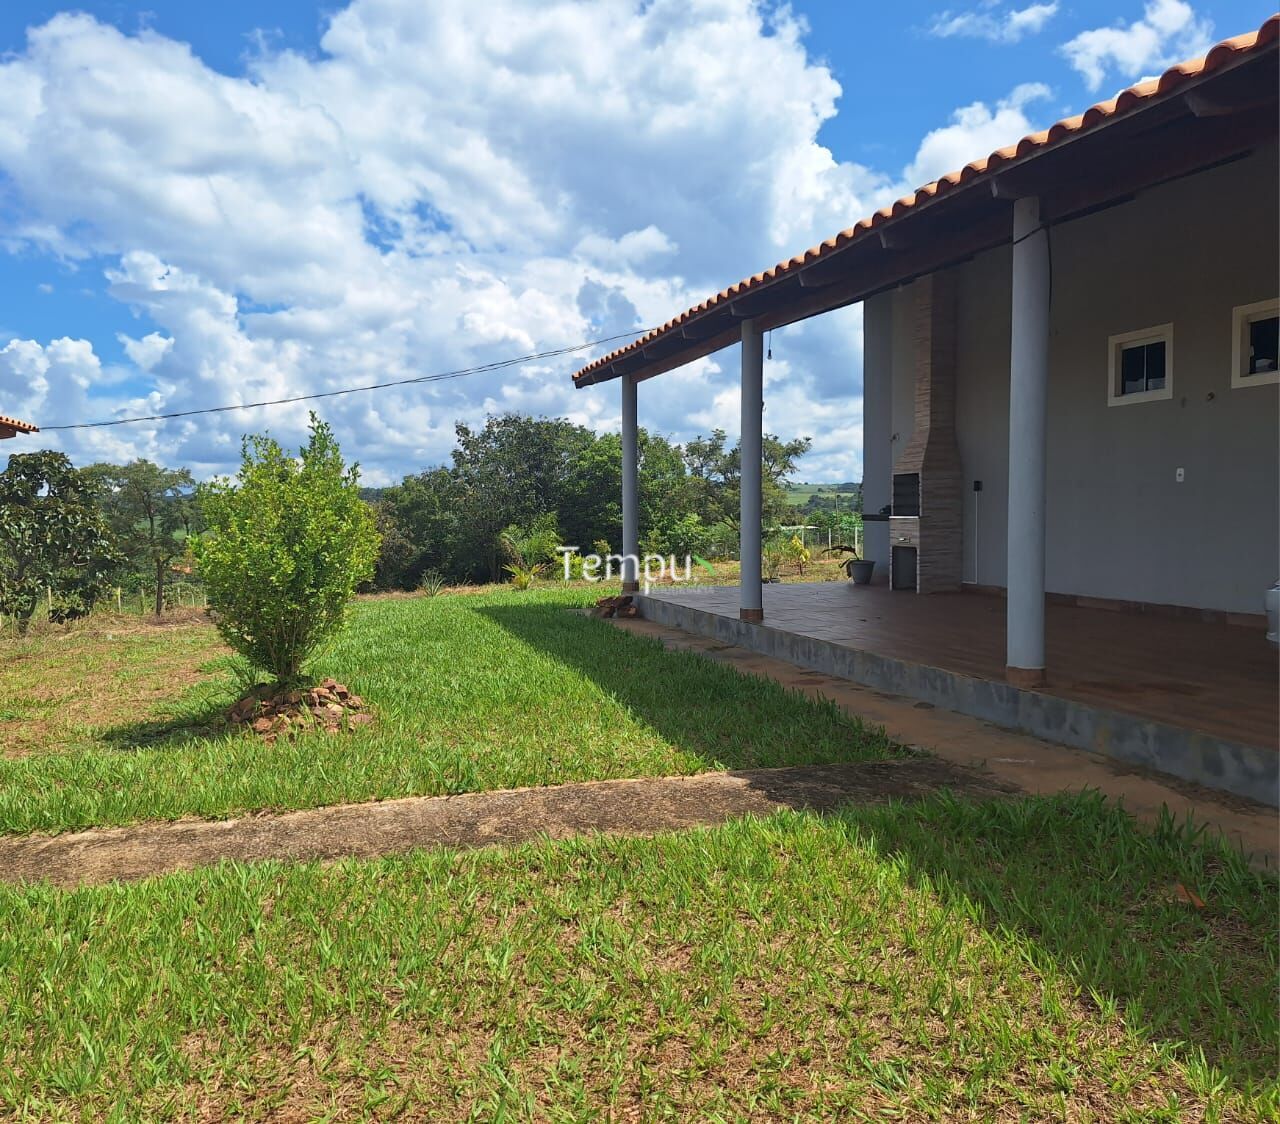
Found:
<box><xmin>0</xmin><ymin>0</ymin><xmax>1054</xmax><ymax>486</ymax></box>
<box><xmin>901</xmin><ymin>82</ymin><xmax>1051</xmax><ymax>187</ymax></box>
<box><xmin>1061</xmin><ymin>0</ymin><xmax>1214</xmax><ymax>92</ymax></box>
<box><xmin>929</xmin><ymin>3</ymin><xmax>1059</xmax><ymax>44</ymax></box>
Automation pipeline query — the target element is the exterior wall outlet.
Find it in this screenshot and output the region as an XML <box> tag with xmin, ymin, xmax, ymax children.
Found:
<box><xmin>1175</xmin><ymin>467</ymin><xmax>1185</xmax><ymax>482</ymax></box>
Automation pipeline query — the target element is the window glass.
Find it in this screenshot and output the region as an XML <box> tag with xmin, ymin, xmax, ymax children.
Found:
<box><xmin>1119</xmin><ymin>340</ymin><xmax>1165</xmax><ymax>395</ymax></box>
<box><xmin>1249</xmin><ymin>316</ymin><xmax>1279</xmax><ymax>375</ymax></box>
<box><xmin>1120</xmin><ymin>344</ymin><xmax>1147</xmax><ymax>395</ymax></box>
<box><xmin>1145</xmin><ymin>340</ymin><xmax>1166</xmax><ymax>390</ymax></box>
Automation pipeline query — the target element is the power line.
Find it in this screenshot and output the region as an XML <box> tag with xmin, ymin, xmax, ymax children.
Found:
<box><xmin>40</xmin><ymin>329</ymin><xmax>652</xmax><ymax>431</ymax></box>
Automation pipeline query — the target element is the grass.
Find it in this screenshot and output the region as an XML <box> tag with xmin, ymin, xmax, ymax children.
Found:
<box><xmin>0</xmin><ymin>611</ymin><xmax>227</xmax><ymax>759</ymax></box>
<box><xmin>0</xmin><ymin>588</ymin><xmax>895</xmax><ymax>834</ymax></box>
<box><xmin>0</xmin><ymin>794</ymin><xmax>1275</xmax><ymax>1120</ymax></box>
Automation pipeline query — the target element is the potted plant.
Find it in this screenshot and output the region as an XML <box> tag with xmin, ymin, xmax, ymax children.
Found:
<box><xmin>825</xmin><ymin>544</ymin><xmax>875</xmax><ymax>585</ymax></box>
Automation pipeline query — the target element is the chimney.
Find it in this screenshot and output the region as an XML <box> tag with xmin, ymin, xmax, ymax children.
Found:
<box><xmin>890</xmin><ymin>271</ymin><xmax>964</xmax><ymax>593</ymax></box>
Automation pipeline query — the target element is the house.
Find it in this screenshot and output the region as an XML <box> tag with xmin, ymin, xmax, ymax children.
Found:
<box><xmin>571</xmin><ymin>18</ymin><xmax>1280</xmax><ymax>805</ymax></box>
<box><xmin>0</xmin><ymin>415</ymin><xmax>38</xmax><ymax>441</ymax></box>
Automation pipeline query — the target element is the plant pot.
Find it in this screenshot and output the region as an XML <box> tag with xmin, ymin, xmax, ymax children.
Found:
<box><xmin>847</xmin><ymin>559</ymin><xmax>876</xmax><ymax>586</ymax></box>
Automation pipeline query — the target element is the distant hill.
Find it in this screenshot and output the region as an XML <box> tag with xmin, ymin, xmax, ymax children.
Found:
<box><xmin>784</xmin><ymin>482</ymin><xmax>862</xmax><ymax>514</ymax></box>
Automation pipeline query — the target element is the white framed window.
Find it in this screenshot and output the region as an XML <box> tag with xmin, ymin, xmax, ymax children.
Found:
<box><xmin>1107</xmin><ymin>324</ymin><xmax>1173</xmax><ymax>406</ymax></box>
<box><xmin>1231</xmin><ymin>299</ymin><xmax>1279</xmax><ymax>388</ymax></box>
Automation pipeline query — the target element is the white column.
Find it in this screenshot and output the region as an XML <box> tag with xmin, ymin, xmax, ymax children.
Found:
<box><xmin>621</xmin><ymin>372</ymin><xmax>639</xmax><ymax>591</ymax></box>
<box><xmin>1006</xmin><ymin>196</ymin><xmax>1049</xmax><ymax>686</ymax></box>
<box><xmin>739</xmin><ymin>320</ymin><xmax>764</xmax><ymax>621</ymax></box>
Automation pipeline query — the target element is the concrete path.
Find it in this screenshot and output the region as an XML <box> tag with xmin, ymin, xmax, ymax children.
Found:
<box><xmin>0</xmin><ymin>758</ymin><xmax>1006</xmax><ymax>889</ymax></box>
<box><xmin>615</xmin><ymin>617</ymin><xmax>1280</xmax><ymax>868</ymax></box>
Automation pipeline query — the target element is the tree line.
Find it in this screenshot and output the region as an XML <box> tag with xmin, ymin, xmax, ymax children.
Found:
<box><xmin>0</xmin><ymin>412</ymin><xmax>837</xmax><ymax>631</ymax></box>
<box><xmin>368</xmin><ymin>415</ymin><xmax>814</xmax><ymax>588</ymax></box>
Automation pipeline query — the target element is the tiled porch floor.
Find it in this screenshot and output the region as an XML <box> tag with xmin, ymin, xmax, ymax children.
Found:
<box><xmin>642</xmin><ymin>582</ymin><xmax>1279</xmax><ymax>752</ymax></box>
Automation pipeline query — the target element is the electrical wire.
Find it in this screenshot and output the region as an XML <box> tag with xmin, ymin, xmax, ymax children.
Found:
<box><xmin>39</xmin><ymin>328</ymin><xmax>656</xmax><ymax>431</ymax></box>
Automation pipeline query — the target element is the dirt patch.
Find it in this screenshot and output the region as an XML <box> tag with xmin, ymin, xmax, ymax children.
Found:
<box><xmin>0</xmin><ymin>759</ymin><xmax>1008</xmax><ymax>888</ymax></box>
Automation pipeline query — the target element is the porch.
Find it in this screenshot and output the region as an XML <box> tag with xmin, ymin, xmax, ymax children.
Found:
<box><xmin>637</xmin><ymin>581</ymin><xmax>1279</xmax><ymax>806</ymax></box>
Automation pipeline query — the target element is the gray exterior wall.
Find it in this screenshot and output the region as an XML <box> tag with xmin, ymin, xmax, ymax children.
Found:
<box><xmin>863</xmin><ymin>142</ymin><xmax>1280</xmax><ymax>614</ymax></box>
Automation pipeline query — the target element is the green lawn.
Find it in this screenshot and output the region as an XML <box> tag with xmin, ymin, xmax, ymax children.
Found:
<box><xmin>1</xmin><ymin>795</ymin><xmax>1275</xmax><ymax>1120</ymax></box>
<box><xmin>0</xmin><ymin>589</ymin><xmax>895</xmax><ymax>834</ymax></box>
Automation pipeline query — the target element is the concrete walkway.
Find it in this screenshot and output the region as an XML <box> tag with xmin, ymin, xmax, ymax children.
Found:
<box><xmin>0</xmin><ymin>758</ymin><xmax>1006</xmax><ymax>889</ymax></box>
<box><xmin>614</xmin><ymin>617</ymin><xmax>1280</xmax><ymax>868</ymax></box>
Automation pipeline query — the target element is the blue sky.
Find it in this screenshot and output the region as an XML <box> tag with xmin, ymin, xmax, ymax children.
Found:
<box><xmin>0</xmin><ymin>0</ymin><xmax>1273</xmax><ymax>483</ymax></box>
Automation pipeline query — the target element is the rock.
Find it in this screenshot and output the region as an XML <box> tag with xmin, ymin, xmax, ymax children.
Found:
<box><xmin>334</xmin><ymin>685</ymin><xmax>350</xmax><ymax>699</ymax></box>
<box><xmin>285</xmin><ymin>690</ymin><xmax>303</xmax><ymax>705</ymax></box>
<box><xmin>323</xmin><ymin>703</ymin><xmax>345</xmax><ymax>720</ymax></box>
<box><xmin>321</xmin><ymin>677</ymin><xmax>338</xmax><ymax>691</ymax></box>
<box><xmin>591</xmin><ymin>594</ymin><xmax>635</xmax><ymax>619</ymax></box>
<box><xmin>252</xmin><ymin>717</ymin><xmax>273</xmax><ymax>734</ymax></box>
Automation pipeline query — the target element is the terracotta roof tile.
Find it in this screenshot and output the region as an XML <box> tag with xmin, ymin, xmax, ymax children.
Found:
<box><xmin>0</xmin><ymin>414</ymin><xmax>38</xmax><ymax>436</ymax></box>
<box><xmin>573</xmin><ymin>15</ymin><xmax>1278</xmax><ymax>385</ymax></box>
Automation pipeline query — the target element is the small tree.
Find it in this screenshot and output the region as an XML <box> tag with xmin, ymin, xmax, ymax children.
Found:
<box><xmin>783</xmin><ymin>533</ymin><xmax>810</xmax><ymax>575</ymax></box>
<box><xmin>0</xmin><ymin>451</ymin><xmax>120</xmax><ymax>633</ymax></box>
<box><xmin>193</xmin><ymin>416</ymin><xmax>380</xmax><ymax>686</ymax></box>
<box><xmin>86</xmin><ymin>460</ymin><xmax>199</xmax><ymax>617</ymax></box>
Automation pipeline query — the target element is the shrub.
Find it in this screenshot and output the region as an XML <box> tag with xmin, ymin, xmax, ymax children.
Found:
<box><xmin>499</xmin><ymin>514</ymin><xmax>559</xmax><ymax>589</ymax></box>
<box><xmin>192</xmin><ymin>416</ymin><xmax>380</xmax><ymax>685</ymax></box>
<box><xmin>762</xmin><ymin>536</ymin><xmax>787</xmax><ymax>582</ymax></box>
<box><xmin>642</xmin><ymin>512</ymin><xmax>713</xmax><ymax>560</ymax></box>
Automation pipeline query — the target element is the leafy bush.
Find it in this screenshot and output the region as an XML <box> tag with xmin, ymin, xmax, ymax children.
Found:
<box><xmin>642</xmin><ymin>512</ymin><xmax>713</xmax><ymax>560</ymax></box>
<box><xmin>558</xmin><ymin>551</ymin><xmax>587</xmax><ymax>581</ymax></box>
<box><xmin>192</xmin><ymin>416</ymin><xmax>380</xmax><ymax>685</ymax></box>
<box><xmin>499</xmin><ymin>514</ymin><xmax>559</xmax><ymax>589</ymax></box>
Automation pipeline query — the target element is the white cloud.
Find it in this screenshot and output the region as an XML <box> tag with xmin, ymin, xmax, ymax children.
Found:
<box><xmin>901</xmin><ymin>82</ymin><xmax>1051</xmax><ymax>187</ymax></box>
<box><xmin>0</xmin><ymin>1</ymin><xmax>1058</xmax><ymax>488</ymax></box>
<box><xmin>929</xmin><ymin>2</ymin><xmax>1059</xmax><ymax>44</ymax></box>
<box><xmin>1061</xmin><ymin>0</ymin><xmax>1214</xmax><ymax>92</ymax></box>
<box><xmin>118</xmin><ymin>331</ymin><xmax>173</xmax><ymax>371</ymax></box>
<box><xmin>0</xmin><ymin>1</ymin><xmax>893</xmax><ymax>483</ymax></box>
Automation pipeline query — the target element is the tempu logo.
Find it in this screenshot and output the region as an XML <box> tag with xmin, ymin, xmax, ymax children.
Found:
<box><xmin>557</xmin><ymin>548</ymin><xmax>714</xmax><ymax>589</ymax></box>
